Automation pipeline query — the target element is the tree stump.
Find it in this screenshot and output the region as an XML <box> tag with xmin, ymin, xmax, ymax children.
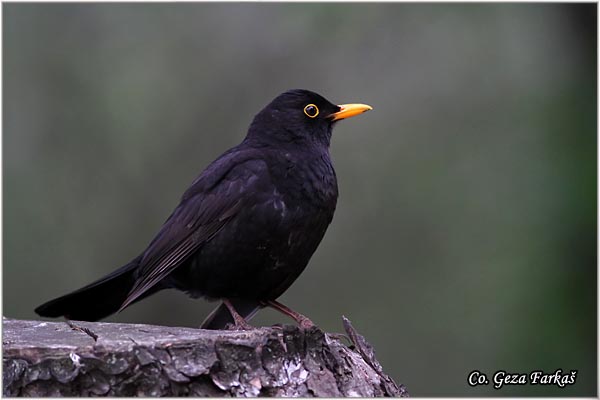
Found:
<box><xmin>2</xmin><ymin>317</ymin><xmax>408</xmax><ymax>397</ymax></box>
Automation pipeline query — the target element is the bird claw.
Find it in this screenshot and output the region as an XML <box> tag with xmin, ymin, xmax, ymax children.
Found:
<box><xmin>326</xmin><ymin>332</ymin><xmax>352</xmax><ymax>345</ymax></box>
<box><xmin>225</xmin><ymin>320</ymin><xmax>254</xmax><ymax>331</ymax></box>
<box><xmin>298</xmin><ymin>317</ymin><xmax>315</xmax><ymax>330</ymax></box>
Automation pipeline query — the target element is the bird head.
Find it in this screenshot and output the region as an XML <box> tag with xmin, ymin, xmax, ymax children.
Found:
<box><xmin>246</xmin><ymin>89</ymin><xmax>372</xmax><ymax>148</ymax></box>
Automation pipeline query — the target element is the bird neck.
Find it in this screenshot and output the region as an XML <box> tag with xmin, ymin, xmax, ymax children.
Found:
<box><xmin>245</xmin><ymin>114</ymin><xmax>333</xmax><ymax>150</ymax></box>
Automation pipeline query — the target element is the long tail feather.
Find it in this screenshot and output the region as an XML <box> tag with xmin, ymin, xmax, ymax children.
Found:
<box><xmin>35</xmin><ymin>256</ymin><xmax>154</xmax><ymax>321</ymax></box>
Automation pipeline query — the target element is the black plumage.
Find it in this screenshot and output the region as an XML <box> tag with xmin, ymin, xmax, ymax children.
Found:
<box><xmin>35</xmin><ymin>89</ymin><xmax>372</xmax><ymax>329</ymax></box>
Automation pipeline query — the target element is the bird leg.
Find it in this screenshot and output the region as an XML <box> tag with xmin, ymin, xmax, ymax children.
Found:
<box><xmin>263</xmin><ymin>299</ymin><xmax>315</xmax><ymax>329</ymax></box>
<box><xmin>223</xmin><ymin>299</ymin><xmax>254</xmax><ymax>330</ymax></box>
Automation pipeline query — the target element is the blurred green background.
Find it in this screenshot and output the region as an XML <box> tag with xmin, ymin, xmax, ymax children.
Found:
<box><xmin>3</xmin><ymin>3</ymin><xmax>596</xmax><ymax>396</ymax></box>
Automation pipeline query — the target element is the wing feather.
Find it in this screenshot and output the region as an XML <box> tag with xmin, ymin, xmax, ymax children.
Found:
<box><xmin>118</xmin><ymin>154</ymin><xmax>268</xmax><ymax>311</ymax></box>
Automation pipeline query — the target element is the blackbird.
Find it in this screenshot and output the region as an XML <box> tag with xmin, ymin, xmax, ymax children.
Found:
<box><xmin>35</xmin><ymin>89</ymin><xmax>372</xmax><ymax>329</ymax></box>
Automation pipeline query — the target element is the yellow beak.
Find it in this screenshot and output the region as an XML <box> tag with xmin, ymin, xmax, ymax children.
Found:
<box><xmin>329</xmin><ymin>103</ymin><xmax>373</xmax><ymax>121</ymax></box>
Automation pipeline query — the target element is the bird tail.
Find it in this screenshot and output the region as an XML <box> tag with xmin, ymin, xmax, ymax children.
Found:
<box><xmin>200</xmin><ymin>299</ymin><xmax>261</xmax><ymax>330</ymax></box>
<box><xmin>35</xmin><ymin>256</ymin><xmax>151</xmax><ymax>321</ymax></box>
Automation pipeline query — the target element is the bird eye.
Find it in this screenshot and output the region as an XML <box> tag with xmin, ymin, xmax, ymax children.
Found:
<box><xmin>303</xmin><ymin>104</ymin><xmax>319</xmax><ymax>118</ymax></box>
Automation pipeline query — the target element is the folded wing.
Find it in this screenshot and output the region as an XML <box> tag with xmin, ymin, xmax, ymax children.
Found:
<box><xmin>119</xmin><ymin>154</ymin><xmax>269</xmax><ymax>311</ymax></box>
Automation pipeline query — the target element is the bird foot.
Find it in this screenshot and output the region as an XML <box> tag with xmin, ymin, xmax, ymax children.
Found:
<box><xmin>297</xmin><ymin>317</ymin><xmax>315</xmax><ymax>330</ymax></box>
<box><xmin>225</xmin><ymin>320</ymin><xmax>254</xmax><ymax>330</ymax></box>
<box><xmin>222</xmin><ymin>298</ymin><xmax>255</xmax><ymax>330</ymax></box>
<box><xmin>326</xmin><ymin>332</ymin><xmax>352</xmax><ymax>345</ymax></box>
<box><xmin>269</xmin><ymin>319</ymin><xmax>314</xmax><ymax>330</ymax></box>
<box><xmin>262</xmin><ymin>299</ymin><xmax>316</xmax><ymax>330</ymax></box>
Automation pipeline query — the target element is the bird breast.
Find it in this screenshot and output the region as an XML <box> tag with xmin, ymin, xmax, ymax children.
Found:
<box><xmin>272</xmin><ymin>150</ymin><xmax>339</xmax><ymax>210</ymax></box>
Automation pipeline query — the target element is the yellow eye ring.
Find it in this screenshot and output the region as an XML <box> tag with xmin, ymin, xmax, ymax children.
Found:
<box><xmin>303</xmin><ymin>104</ymin><xmax>319</xmax><ymax>118</ymax></box>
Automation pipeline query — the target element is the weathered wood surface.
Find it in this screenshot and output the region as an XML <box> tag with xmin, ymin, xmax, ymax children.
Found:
<box><xmin>3</xmin><ymin>317</ymin><xmax>407</xmax><ymax>397</ymax></box>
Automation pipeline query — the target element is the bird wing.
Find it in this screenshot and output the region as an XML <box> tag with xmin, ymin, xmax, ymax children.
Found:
<box><xmin>118</xmin><ymin>153</ymin><xmax>269</xmax><ymax>311</ymax></box>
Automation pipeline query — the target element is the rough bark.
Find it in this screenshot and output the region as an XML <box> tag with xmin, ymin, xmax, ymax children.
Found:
<box><xmin>3</xmin><ymin>317</ymin><xmax>408</xmax><ymax>397</ymax></box>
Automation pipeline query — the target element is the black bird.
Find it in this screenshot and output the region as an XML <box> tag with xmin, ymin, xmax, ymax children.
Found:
<box><xmin>35</xmin><ymin>89</ymin><xmax>372</xmax><ymax>329</ymax></box>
